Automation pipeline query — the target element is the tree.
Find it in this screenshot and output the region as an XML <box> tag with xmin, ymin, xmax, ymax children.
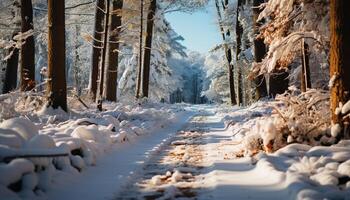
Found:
<box><xmin>46</xmin><ymin>0</ymin><xmax>67</xmax><ymax>111</ymax></box>
<box><xmin>97</xmin><ymin>0</ymin><xmax>110</xmax><ymax>111</ymax></box>
<box><xmin>234</xmin><ymin>0</ymin><xmax>243</xmax><ymax>105</ymax></box>
<box><xmin>300</xmin><ymin>39</ymin><xmax>311</xmax><ymax>92</ymax></box>
<box><xmin>330</xmin><ymin>0</ymin><xmax>350</xmax><ymax>138</ymax></box>
<box><xmin>90</xmin><ymin>0</ymin><xmax>106</xmax><ymax>101</ymax></box>
<box><xmin>252</xmin><ymin>0</ymin><xmax>267</xmax><ymax>100</ymax></box>
<box><xmin>20</xmin><ymin>0</ymin><xmax>35</xmax><ymax>91</ymax></box>
<box><xmin>136</xmin><ymin>0</ymin><xmax>144</xmax><ymax>99</ymax></box>
<box><xmin>141</xmin><ymin>0</ymin><xmax>157</xmax><ymax>98</ymax></box>
<box><xmin>215</xmin><ymin>0</ymin><xmax>236</xmax><ymax>105</ymax></box>
<box><xmin>105</xmin><ymin>0</ymin><xmax>123</xmax><ymax>102</ymax></box>
<box><xmin>3</xmin><ymin>32</ymin><xmax>19</xmax><ymax>94</ymax></box>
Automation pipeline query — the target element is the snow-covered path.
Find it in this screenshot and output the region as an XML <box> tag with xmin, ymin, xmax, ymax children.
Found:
<box><xmin>113</xmin><ymin>106</ymin><xmax>288</xmax><ymax>200</ymax></box>
<box><xmin>46</xmin><ymin>107</ymin><xmax>199</xmax><ymax>200</ymax></box>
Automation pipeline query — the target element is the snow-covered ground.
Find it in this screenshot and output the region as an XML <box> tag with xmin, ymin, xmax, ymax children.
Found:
<box><xmin>1</xmin><ymin>101</ymin><xmax>350</xmax><ymax>200</ymax></box>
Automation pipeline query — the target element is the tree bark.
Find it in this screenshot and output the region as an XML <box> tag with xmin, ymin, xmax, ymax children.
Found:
<box><xmin>73</xmin><ymin>25</ymin><xmax>81</xmax><ymax>96</ymax></box>
<box><xmin>252</xmin><ymin>0</ymin><xmax>267</xmax><ymax>100</ymax></box>
<box><xmin>20</xmin><ymin>0</ymin><xmax>35</xmax><ymax>91</ymax></box>
<box><xmin>235</xmin><ymin>0</ymin><xmax>243</xmax><ymax>106</ymax></box>
<box><xmin>300</xmin><ymin>39</ymin><xmax>311</xmax><ymax>92</ymax></box>
<box><xmin>135</xmin><ymin>0</ymin><xmax>144</xmax><ymax>99</ymax></box>
<box><xmin>105</xmin><ymin>0</ymin><xmax>123</xmax><ymax>102</ymax></box>
<box><xmin>3</xmin><ymin>32</ymin><xmax>19</xmax><ymax>94</ymax></box>
<box><xmin>330</xmin><ymin>0</ymin><xmax>350</xmax><ymax>137</ymax></box>
<box><xmin>89</xmin><ymin>0</ymin><xmax>106</xmax><ymax>101</ymax></box>
<box><xmin>141</xmin><ymin>0</ymin><xmax>157</xmax><ymax>98</ymax></box>
<box><xmin>97</xmin><ymin>0</ymin><xmax>110</xmax><ymax>111</ymax></box>
<box><xmin>215</xmin><ymin>0</ymin><xmax>236</xmax><ymax>105</ymax></box>
<box><xmin>47</xmin><ymin>0</ymin><xmax>67</xmax><ymax>111</ymax></box>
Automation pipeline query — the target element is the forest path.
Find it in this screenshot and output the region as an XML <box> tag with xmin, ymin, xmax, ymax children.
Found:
<box><xmin>114</xmin><ymin>106</ymin><xmax>287</xmax><ymax>200</ymax></box>
<box><xmin>114</xmin><ymin>110</ymin><xmax>214</xmax><ymax>199</ymax></box>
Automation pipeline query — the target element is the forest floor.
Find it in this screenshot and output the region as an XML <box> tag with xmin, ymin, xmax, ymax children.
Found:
<box><xmin>2</xmin><ymin>101</ymin><xmax>350</xmax><ymax>200</ymax></box>
<box><xmin>45</xmin><ymin>104</ymin><xmax>287</xmax><ymax>200</ymax></box>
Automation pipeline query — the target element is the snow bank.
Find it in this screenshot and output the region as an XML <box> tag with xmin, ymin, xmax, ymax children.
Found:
<box><xmin>0</xmin><ymin>102</ymin><xmax>185</xmax><ymax>199</ymax></box>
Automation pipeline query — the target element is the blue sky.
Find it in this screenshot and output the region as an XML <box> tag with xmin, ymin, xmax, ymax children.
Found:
<box><xmin>165</xmin><ymin>2</ymin><xmax>221</xmax><ymax>54</ymax></box>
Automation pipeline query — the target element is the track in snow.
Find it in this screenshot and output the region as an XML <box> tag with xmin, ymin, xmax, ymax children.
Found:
<box><xmin>115</xmin><ymin>113</ymin><xmax>213</xmax><ymax>200</ymax></box>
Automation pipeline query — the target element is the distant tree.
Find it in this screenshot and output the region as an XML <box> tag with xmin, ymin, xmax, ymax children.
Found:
<box><xmin>136</xmin><ymin>0</ymin><xmax>144</xmax><ymax>99</ymax></box>
<box><xmin>141</xmin><ymin>0</ymin><xmax>157</xmax><ymax>98</ymax></box>
<box><xmin>97</xmin><ymin>0</ymin><xmax>110</xmax><ymax>111</ymax></box>
<box><xmin>329</xmin><ymin>0</ymin><xmax>350</xmax><ymax>137</ymax></box>
<box><xmin>252</xmin><ymin>0</ymin><xmax>267</xmax><ymax>100</ymax></box>
<box><xmin>300</xmin><ymin>39</ymin><xmax>311</xmax><ymax>92</ymax></box>
<box><xmin>105</xmin><ymin>0</ymin><xmax>123</xmax><ymax>102</ymax></box>
<box><xmin>234</xmin><ymin>0</ymin><xmax>243</xmax><ymax>105</ymax></box>
<box><xmin>20</xmin><ymin>0</ymin><xmax>35</xmax><ymax>91</ymax></box>
<box><xmin>3</xmin><ymin>32</ymin><xmax>19</xmax><ymax>94</ymax></box>
<box><xmin>90</xmin><ymin>0</ymin><xmax>106</xmax><ymax>101</ymax></box>
<box><xmin>46</xmin><ymin>0</ymin><xmax>67</xmax><ymax>111</ymax></box>
<box><xmin>215</xmin><ymin>0</ymin><xmax>236</xmax><ymax>105</ymax></box>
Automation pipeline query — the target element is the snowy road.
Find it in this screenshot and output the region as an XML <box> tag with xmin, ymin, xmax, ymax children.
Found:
<box><xmin>113</xmin><ymin>106</ymin><xmax>287</xmax><ymax>200</ymax></box>
<box><xmin>45</xmin><ymin>105</ymin><xmax>287</xmax><ymax>200</ymax></box>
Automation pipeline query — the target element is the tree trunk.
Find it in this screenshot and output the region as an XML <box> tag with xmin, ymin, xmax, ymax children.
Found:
<box><xmin>300</xmin><ymin>39</ymin><xmax>311</xmax><ymax>92</ymax></box>
<box><xmin>235</xmin><ymin>0</ymin><xmax>243</xmax><ymax>106</ymax></box>
<box><xmin>97</xmin><ymin>0</ymin><xmax>110</xmax><ymax>111</ymax></box>
<box><xmin>47</xmin><ymin>0</ymin><xmax>67</xmax><ymax>111</ymax></box>
<box><xmin>105</xmin><ymin>0</ymin><xmax>123</xmax><ymax>102</ymax></box>
<box><xmin>330</xmin><ymin>0</ymin><xmax>350</xmax><ymax>137</ymax></box>
<box><xmin>74</xmin><ymin>25</ymin><xmax>81</xmax><ymax>96</ymax></box>
<box><xmin>141</xmin><ymin>0</ymin><xmax>157</xmax><ymax>98</ymax></box>
<box><xmin>20</xmin><ymin>0</ymin><xmax>35</xmax><ymax>91</ymax></box>
<box><xmin>252</xmin><ymin>0</ymin><xmax>267</xmax><ymax>100</ymax></box>
<box><xmin>215</xmin><ymin>0</ymin><xmax>236</xmax><ymax>105</ymax></box>
<box><xmin>135</xmin><ymin>0</ymin><xmax>144</xmax><ymax>99</ymax></box>
<box><xmin>3</xmin><ymin>32</ymin><xmax>19</xmax><ymax>94</ymax></box>
<box><xmin>89</xmin><ymin>0</ymin><xmax>106</xmax><ymax>101</ymax></box>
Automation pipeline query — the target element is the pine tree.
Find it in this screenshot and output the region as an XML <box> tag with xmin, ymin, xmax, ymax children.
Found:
<box><xmin>330</xmin><ymin>0</ymin><xmax>350</xmax><ymax>137</ymax></box>
<box><xmin>235</xmin><ymin>0</ymin><xmax>243</xmax><ymax>106</ymax></box>
<box><xmin>141</xmin><ymin>0</ymin><xmax>157</xmax><ymax>98</ymax></box>
<box><xmin>252</xmin><ymin>0</ymin><xmax>267</xmax><ymax>100</ymax></box>
<box><xmin>136</xmin><ymin>0</ymin><xmax>144</xmax><ymax>99</ymax></box>
<box><xmin>97</xmin><ymin>0</ymin><xmax>110</xmax><ymax>111</ymax></box>
<box><xmin>300</xmin><ymin>39</ymin><xmax>311</xmax><ymax>92</ymax></box>
<box><xmin>90</xmin><ymin>0</ymin><xmax>106</xmax><ymax>101</ymax></box>
<box><xmin>3</xmin><ymin>32</ymin><xmax>19</xmax><ymax>94</ymax></box>
<box><xmin>105</xmin><ymin>0</ymin><xmax>123</xmax><ymax>102</ymax></box>
<box><xmin>20</xmin><ymin>0</ymin><xmax>35</xmax><ymax>91</ymax></box>
<box><xmin>215</xmin><ymin>0</ymin><xmax>236</xmax><ymax>105</ymax></box>
<box><xmin>47</xmin><ymin>0</ymin><xmax>67</xmax><ymax>111</ymax></box>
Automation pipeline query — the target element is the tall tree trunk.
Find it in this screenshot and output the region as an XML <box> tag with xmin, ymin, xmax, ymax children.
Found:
<box><xmin>97</xmin><ymin>0</ymin><xmax>110</xmax><ymax>111</ymax></box>
<box><xmin>235</xmin><ymin>0</ymin><xmax>243</xmax><ymax>106</ymax></box>
<box><xmin>89</xmin><ymin>0</ymin><xmax>106</xmax><ymax>101</ymax></box>
<box><xmin>47</xmin><ymin>0</ymin><xmax>67</xmax><ymax>111</ymax></box>
<box><xmin>105</xmin><ymin>0</ymin><xmax>123</xmax><ymax>102</ymax></box>
<box><xmin>300</xmin><ymin>39</ymin><xmax>311</xmax><ymax>92</ymax></box>
<box><xmin>252</xmin><ymin>0</ymin><xmax>267</xmax><ymax>100</ymax></box>
<box><xmin>74</xmin><ymin>25</ymin><xmax>81</xmax><ymax>96</ymax></box>
<box><xmin>135</xmin><ymin>0</ymin><xmax>143</xmax><ymax>99</ymax></box>
<box><xmin>330</xmin><ymin>0</ymin><xmax>350</xmax><ymax>138</ymax></box>
<box><xmin>141</xmin><ymin>0</ymin><xmax>157</xmax><ymax>98</ymax></box>
<box><xmin>3</xmin><ymin>32</ymin><xmax>19</xmax><ymax>94</ymax></box>
<box><xmin>215</xmin><ymin>0</ymin><xmax>236</xmax><ymax>105</ymax></box>
<box><xmin>20</xmin><ymin>0</ymin><xmax>35</xmax><ymax>91</ymax></box>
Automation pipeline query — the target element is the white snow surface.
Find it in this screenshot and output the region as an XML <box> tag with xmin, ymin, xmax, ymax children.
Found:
<box><xmin>1</xmin><ymin>101</ymin><xmax>350</xmax><ymax>200</ymax></box>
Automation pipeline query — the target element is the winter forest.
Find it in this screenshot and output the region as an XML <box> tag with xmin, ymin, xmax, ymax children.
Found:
<box><xmin>0</xmin><ymin>0</ymin><xmax>349</xmax><ymax>199</ymax></box>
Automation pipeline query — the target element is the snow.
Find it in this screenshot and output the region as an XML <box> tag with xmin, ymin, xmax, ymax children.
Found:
<box><xmin>1</xmin><ymin>100</ymin><xmax>350</xmax><ymax>200</ymax></box>
<box><xmin>341</xmin><ymin>100</ymin><xmax>350</xmax><ymax>115</ymax></box>
<box><xmin>0</xmin><ymin>118</ymin><xmax>38</xmax><ymax>141</ymax></box>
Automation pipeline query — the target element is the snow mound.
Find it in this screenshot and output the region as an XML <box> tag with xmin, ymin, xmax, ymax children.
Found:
<box><xmin>0</xmin><ymin>118</ymin><xmax>38</xmax><ymax>141</ymax></box>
